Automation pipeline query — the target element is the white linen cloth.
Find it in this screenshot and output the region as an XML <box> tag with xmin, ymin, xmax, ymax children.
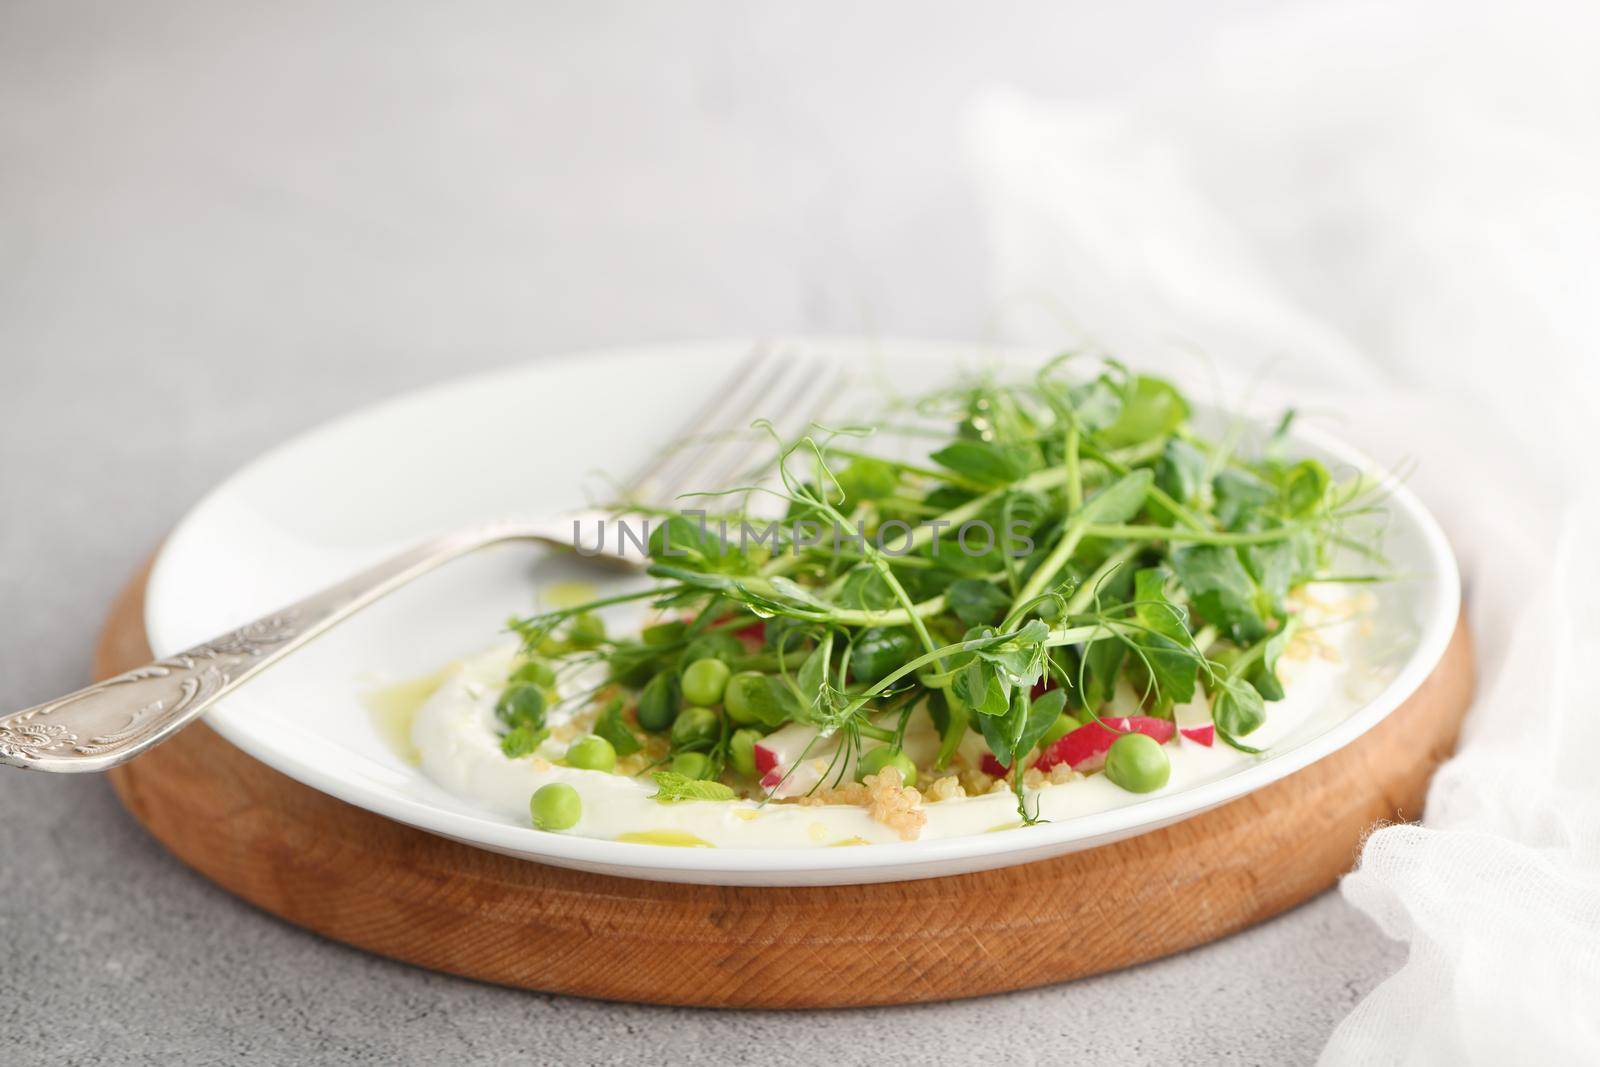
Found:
<box><xmin>965</xmin><ymin>2</ymin><xmax>1600</xmax><ymax>1062</ymax></box>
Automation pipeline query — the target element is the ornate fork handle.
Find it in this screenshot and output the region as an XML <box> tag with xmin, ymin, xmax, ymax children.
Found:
<box><xmin>0</xmin><ymin>521</ymin><xmax>574</xmax><ymax>773</ymax></box>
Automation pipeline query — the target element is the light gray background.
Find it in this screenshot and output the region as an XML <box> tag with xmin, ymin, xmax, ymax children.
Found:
<box><xmin>1</xmin><ymin>2</ymin><xmax>1403</xmax><ymax>1063</ymax></box>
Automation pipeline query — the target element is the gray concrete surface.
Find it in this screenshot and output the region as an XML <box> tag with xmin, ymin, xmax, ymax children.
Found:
<box><xmin>0</xmin><ymin>2</ymin><xmax>1404</xmax><ymax>1063</ymax></box>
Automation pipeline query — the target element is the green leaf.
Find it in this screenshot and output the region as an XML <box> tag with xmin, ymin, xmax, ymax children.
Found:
<box><xmin>1066</xmin><ymin>377</ymin><xmax>1123</xmax><ymax>431</ymax></box>
<box><xmin>945</xmin><ymin>578</ymin><xmax>1012</xmax><ymax>627</ymax></box>
<box><xmin>1214</xmin><ymin>678</ymin><xmax>1266</xmax><ymax>737</ymax></box>
<box><xmin>641</xmin><ymin>620</ymin><xmax>688</xmax><ymax>646</ymax></box>
<box><xmin>606</xmin><ymin>640</ymin><xmax>665</xmax><ymax>688</ymax></box>
<box><xmin>647</xmin><ymin>514</ymin><xmax>749</xmax><ymax>572</ymax></box>
<box><xmin>837</xmin><ymin>565</ymin><xmax>896</xmax><ymax>611</ymax></box>
<box><xmin>1249</xmin><ymin>627</ymin><xmax>1293</xmax><ymax>702</ymax></box>
<box><xmin>1082</xmin><ymin>634</ymin><xmax>1126</xmax><ymax>710</ymax></box>
<box><xmin>1018</xmin><ymin>688</ymin><xmax>1067</xmax><ymax>757</ymax></box>
<box><xmin>797</xmin><ymin>639</ymin><xmax>831</xmax><ymax>708</ymax></box>
<box><xmin>646</xmin><ymin>565</ymin><xmax>834</xmax><ymax>619</ymax></box>
<box><xmin>1240</xmin><ymin>529</ymin><xmax>1316</xmax><ymax>624</ymax></box>
<box><xmin>499</xmin><ymin>724</ymin><xmax>548</xmax><ymax>758</ymax></box>
<box><xmin>980</xmin><ymin>686</ymin><xmax>1070</xmax><ymax>769</ymax></box>
<box><xmin>1156</xmin><ymin>438</ymin><xmax>1209</xmax><ymax>510</ymax></box>
<box><xmin>1213</xmin><ymin>469</ymin><xmax>1276</xmax><ymax>530</ymax></box>
<box><xmin>956</xmin><ymin>659</ymin><xmax>1012</xmax><ymax>717</ymax></box>
<box><xmin>1101</xmin><ymin>375</ymin><xmax>1188</xmax><ymax>447</ymax></box>
<box><xmin>1170</xmin><ymin>545</ymin><xmax>1270</xmax><ymax>644</ymax></box>
<box><xmin>650</xmin><ymin>771</ymin><xmax>737</xmax><ymax>803</ymax></box>
<box><xmin>1280</xmin><ymin>459</ymin><xmax>1330</xmax><ymax>517</ymax></box>
<box><xmin>594</xmin><ymin>697</ymin><xmax>641</xmax><ymax>756</ymax></box>
<box><xmin>978</xmin><ymin>687</ymin><xmax>1026</xmax><ymax>764</ymax></box>
<box><xmin>929</xmin><ymin>440</ymin><xmax>1037</xmax><ymax>486</ymax></box>
<box><xmin>1130</xmin><ymin>567</ymin><xmax>1199</xmax><ymax>703</ymax></box>
<box><xmin>836</xmin><ymin>457</ymin><xmax>900</xmax><ymax>504</ymax></box>
<box><xmin>1215</xmin><ymin>725</ymin><xmax>1265</xmax><ymax>755</ymax></box>
<box><xmin>724</xmin><ymin>671</ymin><xmax>797</xmax><ymax>727</ymax></box>
<box><xmin>933</xmin><ymin>689</ymin><xmax>971</xmax><ymax>769</ymax></box>
<box><xmin>1078</xmin><ymin>469</ymin><xmax>1154</xmax><ymax>526</ymax></box>
<box><xmin>680</xmin><ymin>631</ymin><xmax>744</xmax><ymax>667</ymax></box>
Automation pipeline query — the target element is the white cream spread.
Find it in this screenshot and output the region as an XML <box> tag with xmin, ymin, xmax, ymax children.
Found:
<box><xmin>407</xmin><ymin>589</ymin><xmax>1376</xmax><ymax>848</ymax></box>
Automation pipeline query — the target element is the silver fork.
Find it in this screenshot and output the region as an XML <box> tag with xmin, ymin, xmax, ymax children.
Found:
<box><xmin>0</xmin><ymin>346</ymin><xmax>845</xmax><ymax>773</ymax></box>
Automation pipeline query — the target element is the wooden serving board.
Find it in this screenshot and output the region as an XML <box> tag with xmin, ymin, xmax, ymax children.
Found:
<box><xmin>99</xmin><ymin>562</ymin><xmax>1473</xmax><ymax>1008</ymax></box>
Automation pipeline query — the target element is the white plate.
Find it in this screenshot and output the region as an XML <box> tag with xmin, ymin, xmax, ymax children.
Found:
<box><xmin>145</xmin><ymin>338</ymin><xmax>1459</xmax><ymax>886</ymax></box>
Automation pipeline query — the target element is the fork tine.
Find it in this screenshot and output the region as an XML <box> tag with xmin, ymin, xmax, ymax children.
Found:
<box><xmin>619</xmin><ymin>345</ymin><xmax>778</xmax><ymax>501</ymax></box>
<box><xmin>639</xmin><ymin>349</ymin><xmax>809</xmax><ymax>505</ymax></box>
<box><xmin>696</xmin><ymin>353</ymin><xmax>847</xmax><ymax>495</ymax></box>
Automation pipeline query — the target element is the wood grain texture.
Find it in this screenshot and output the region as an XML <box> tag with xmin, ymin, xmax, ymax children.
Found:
<box><xmin>99</xmin><ymin>562</ymin><xmax>1474</xmax><ymax>1007</ymax></box>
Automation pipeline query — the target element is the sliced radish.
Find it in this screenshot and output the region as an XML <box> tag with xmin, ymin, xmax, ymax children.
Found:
<box><xmin>732</xmin><ymin>619</ymin><xmax>766</xmax><ymax>653</ymax></box>
<box><xmin>1034</xmin><ymin>715</ymin><xmax>1175</xmax><ymax>775</ymax></box>
<box><xmin>753</xmin><ymin>722</ymin><xmax>851</xmax><ymax>798</ymax></box>
<box><xmin>753</xmin><ymin>710</ymin><xmax>939</xmax><ymax>796</ymax></box>
<box><xmin>1174</xmin><ymin>694</ymin><xmax>1215</xmax><ymax>747</ymax></box>
<box><xmin>754</xmin><ymin>744</ymin><xmax>779</xmax><ymax>776</ymax></box>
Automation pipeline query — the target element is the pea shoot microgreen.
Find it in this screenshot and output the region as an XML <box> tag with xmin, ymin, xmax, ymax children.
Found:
<box><xmin>504</xmin><ymin>359</ymin><xmax>1384</xmax><ymax>824</ymax></box>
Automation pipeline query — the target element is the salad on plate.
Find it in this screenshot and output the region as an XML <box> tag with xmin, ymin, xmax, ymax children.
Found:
<box><xmin>393</xmin><ymin>359</ymin><xmax>1386</xmax><ymax>848</ymax></box>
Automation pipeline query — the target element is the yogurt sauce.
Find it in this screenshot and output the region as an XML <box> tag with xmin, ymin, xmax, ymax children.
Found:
<box><xmin>410</xmin><ymin>590</ymin><xmax>1371</xmax><ymax>848</ymax></box>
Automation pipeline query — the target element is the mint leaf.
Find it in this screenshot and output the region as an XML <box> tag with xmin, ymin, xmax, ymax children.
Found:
<box><xmin>650</xmin><ymin>771</ymin><xmax>737</xmax><ymax>803</ymax></box>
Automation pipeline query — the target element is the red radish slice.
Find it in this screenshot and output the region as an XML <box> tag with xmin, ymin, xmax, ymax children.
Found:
<box><xmin>732</xmin><ymin>619</ymin><xmax>766</xmax><ymax>653</ymax></box>
<box><xmin>1174</xmin><ymin>695</ymin><xmax>1216</xmax><ymax>747</ymax></box>
<box><xmin>1108</xmin><ymin>715</ymin><xmax>1175</xmax><ymax>743</ymax></box>
<box><xmin>754</xmin><ymin>744</ymin><xmax>779</xmax><ymax>775</ymax></box>
<box><xmin>752</xmin><ymin>722</ymin><xmax>847</xmax><ymax>798</ymax></box>
<box><xmin>980</xmin><ymin>753</ymin><xmax>1010</xmax><ymax>778</ymax></box>
<box><xmin>1034</xmin><ymin>715</ymin><xmax>1175</xmax><ymax>775</ymax></box>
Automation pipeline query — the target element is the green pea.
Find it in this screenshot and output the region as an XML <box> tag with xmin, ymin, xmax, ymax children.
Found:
<box><xmin>723</xmin><ymin>671</ymin><xmax>770</xmax><ymax>725</ymax></box>
<box><xmin>681</xmin><ymin>657</ymin><xmax>732</xmax><ymax>707</ymax></box>
<box><xmin>510</xmin><ymin>660</ymin><xmax>557</xmax><ymax>688</ymax></box>
<box><xmin>1040</xmin><ymin>712</ymin><xmax>1075</xmax><ymax>748</ymax></box>
<box><xmin>729</xmin><ymin>728</ymin><xmax>762</xmax><ymax>778</ymax></box>
<box><xmin>530</xmin><ymin>783</ymin><xmax>581</xmax><ymax>831</ymax></box>
<box><xmin>568</xmin><ymin>612</ymin><xmax>606</xmax><ymax>649</ymax></box>
<box><xmin>670</xmin><ymin>706</ymin><xmax>720</xmax><ymax>748</ymax></box>
<box><xmin>850</xmin><ymin>627</ymin><xmax>918</xmax><ymax>683</ymax></box>
<box><xmin>494</xmin><ymin>684</ymin><xmax>546</xmax><ymax>730</ymax></box>
<box><xmin>1104</xmin><ymin>732</ymin><xmax>1171</xmax><ymax>793</ymax></box>
<box><xmin>564</xmin><ymin>735</ymin><xmax>616</xmax><ymax>772</ymax></box>
<box><xmin>636</xmin><ymin>672</ymin><xmax>679</xmax><ymax>733</ymax></box>
<box><xmin>670</xmin><ymin>751</ymin><xmax>712</xmax><ymax>780</ymax></box>
<box><xmin>856</xmin><ymin>747</ymin><xmax>918</xmax><ymax>788</ymax></box>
